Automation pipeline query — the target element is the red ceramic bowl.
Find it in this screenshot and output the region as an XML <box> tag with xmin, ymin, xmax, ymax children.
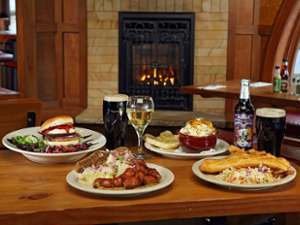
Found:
<box><xmin>179</xmin><ymin>132</ymin><xmax>217</xmax><ymax>153</ymax></box>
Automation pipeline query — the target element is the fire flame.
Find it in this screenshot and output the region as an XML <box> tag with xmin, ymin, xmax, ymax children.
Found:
<box><xmin>138</xmin><ymin>65</ymin><xmax>176</xmax><ymax>86</ymax></box>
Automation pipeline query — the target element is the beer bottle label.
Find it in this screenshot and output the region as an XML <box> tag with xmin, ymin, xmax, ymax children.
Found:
<box><xmin>281</xmin><ymin>80</ymin><xmax>288</xmax><ymax>92</ymax></box>
<box><xmin>234</xmin><ymin>113</ymin><xmax>253</xmax><ymax>148</ymax></box>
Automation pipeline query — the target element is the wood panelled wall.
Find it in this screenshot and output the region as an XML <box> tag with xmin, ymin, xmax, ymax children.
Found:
<box><xmin>17</xmin><ymin>0</ymin><xmax>87</xmax><ymax>120</ymax></box>
<box><xmin>226</xmin><ymin>0</ymin><xmax>283</xmax><ymax>115</ymax></box>
<box><xmin>227</xmin><ymin>0</ymin><xmax>283</xmax><ymax>82</ymax></box>
<box><xmin>227</xmin><ymin>0</ymin><xmax>261</xmax><ymax>81</ymax></box>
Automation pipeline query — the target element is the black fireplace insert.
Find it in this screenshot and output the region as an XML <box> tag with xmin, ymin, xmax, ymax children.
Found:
<box><xmin>119</xmin><ymin>12</ymin><xmax>195</xmax><ymax>110</ymax></box>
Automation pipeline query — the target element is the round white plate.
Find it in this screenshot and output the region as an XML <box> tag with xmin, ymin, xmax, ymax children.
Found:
<box><xmin>192</xmin><ymin>156</ymin><xmax>297</xmax><ymax>190</ymax></box>
<box><xmin>66</xmin><ymin>163</ymin><xmax>175</xmax><ymax>197</ymax></box>
<box><xmin>145</xmin><ymin>139</ymin><xmax>229</xmax><ymax>159</ymax></box>
<box><xmin>2</xmin><ymin>127</ymin><xmax>106</xmax><ymax>164</ymax></box>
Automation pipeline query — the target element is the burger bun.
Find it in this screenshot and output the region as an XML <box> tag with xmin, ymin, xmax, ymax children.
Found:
<box><xmin>40</xmin><ymin>115</ymin><xmax>74</xmax><ymax>133</ymax></box>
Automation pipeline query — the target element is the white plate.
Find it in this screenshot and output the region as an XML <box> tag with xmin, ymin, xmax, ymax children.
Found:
<box><xmin>145</xmin><ymin>139</ymin><xmax>229</xmax><ymax>159</ymax></box>
<box><xmin>66</xmin><ymin>163</ymin><xmax>175</xmax><ymax>197</ymax></box>
<box><xmin>192</xmin><ymin>156</ymin><xmax>297</xmax><ymax>190</ymax></box>
<box><xmin>2</xmin><ymin>127</ymin><xmax>106</xmax><ymax>164</ymax></box>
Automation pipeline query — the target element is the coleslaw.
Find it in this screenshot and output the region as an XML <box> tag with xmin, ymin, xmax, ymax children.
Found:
<box><xmin>216</xmin><ymin>166</ymin><xmax>280</xmax><ymax>184</ymax></box>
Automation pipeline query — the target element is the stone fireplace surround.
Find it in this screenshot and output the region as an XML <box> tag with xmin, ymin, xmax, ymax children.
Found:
<box><xmin>76</xmin><ymin>0</ymin><xmax>228</xmax><ymax>126</ymax></box>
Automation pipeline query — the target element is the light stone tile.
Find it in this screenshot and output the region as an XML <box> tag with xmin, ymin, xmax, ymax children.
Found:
<box><xmin>183</xmin><ymin>0</ymin><xmax>193</xmax><ymax>11</ymax></box>
<box><xmin>88</xmin><ymin>29</ymin><xmax>118</xmax><ymax>38</ymax></box>
<box><xmin>95</xmin><ymin>0</ymin><xmax>104</xmax><ymax>11</ymax></box>
<box><xmin>195</xmin><ymin>56</ymin><xmax>227</xmax><ymax>66</ymax></box>
<box><xmin>149</xmin><ymin>0</ymin><xmax>157</xmax><ymax>11</ymax></box>
<box><xmin>103</xmin><ymin>0</ymin><xmax>113</xmax><ymax>11</ymax></box>
<box><xmin>139</xmin><ymin>0</ymin><xmax>149</xmax><ymax>10</ymax></box>
<box><xmin>89</xmin><ymin>72</ymin><xmax>118</xmax><ymax>81</ymax></box>
<box><xmin>174</xmin><ymin>0</ymin><xmax>183</xmax><ymax>11</ymax></box>
<box><xmin>165</xmin><ymin>0</ymin><xmax>174</xmax><ymax>11</ymax></box>
<box><xmin>202</xmin><ymin>0</ymin><xmax>211</xmax><ymax>12</ymax></box>
<box><xmin>210</xmin><ymin>48</ymin><xmax>226</xmax><ymax>56</ymax></box>
<box><xmin>195</xmin><ymin>30</ymin><xmax>227</xmax><ymax>39</ymax></box>
<box><xmin>211</xmin><ymin>0</ymin><xmax>219</xmax><ymax>12</ymax></box>
<box><xmin>195</xmin><ymin>39</ymin><xmax>224</xmax><ymax>48</ymax></box>
<box><xmin>195</xmin><ymin>48</ymin><xmax>211</xmax><ymax>56</ymax></box>
<box><xmin>87</xmin><ymin>0</ymin><xmax>95</xmax><ymax>11</ymax></box>
<box><xmin>197</xmin><ymin>12</ymin><xmax>227</xmax><ymax>21</ymax></box>
<box><xmin>195</xmin><ymin>65</ymin><xmax>226</xmax><ymax>74</ymax></box>
<box><xmin>196</xmin><ymin>21</ymin><xmax>228</xmax><ymax>30</ymax></box>
<box><xmin>121</xmin><ymin>0</ymin><xmax>131</xmax><ymax>10</ymax></box>
<box><xmin>220</xmin><ymin>0</ymin><xmax>228</xmax><ymax>12</ymax></box>
<box><xmin>130</xmin><ymin>0</ymin><xmax>139</xmax><ymax>10</ymax></box>
<box><xmin>112</xmin><ymin>0</ymin><xmax>120</xmax><ymax>10</ymax></box>
<box><xmin>88</xmin><ymin>38</ymin><xmax>118</xmax><ymax>47</ymax></box>
<box><xmin>193</xmin><ymin>0</ymin><xmax>202</xmax><ymax>12</ymax></box>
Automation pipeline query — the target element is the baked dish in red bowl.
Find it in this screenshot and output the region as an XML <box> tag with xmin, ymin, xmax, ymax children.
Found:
<box><xmin>179</xmin><ymin>119</ymin><xmax>217</xmax><ymax>152</ymax></box>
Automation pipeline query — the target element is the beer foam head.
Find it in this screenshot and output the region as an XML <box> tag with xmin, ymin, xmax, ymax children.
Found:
<box><xmin>256</xmin><ymin>108</ymin><xmax>286</xmax><ymax>118</ymax></box>
<box><xmin>104</xmin><ymin>94</ymin><xmax>128</xmax><ymax>102</ymax></box>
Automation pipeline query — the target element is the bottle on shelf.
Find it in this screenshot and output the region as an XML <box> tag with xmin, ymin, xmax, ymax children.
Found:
<box><xmin>234</xmin><ymin>79</ymin><xmax>255</xmax><ymax>149</ymax></box>
<box><xmin>290</xmin><ymin>77</ymin><xmax>297</xmax><ymax>95</ymax></box>
<box><xmin>272</xmin><ymin>65</ymin><xmax>281</xmax><ymax>93</ymax></box>
<box><xmin>280</xmin><ymin>59</ymin><xmax>289</xmax><ymax>93</ymax></box>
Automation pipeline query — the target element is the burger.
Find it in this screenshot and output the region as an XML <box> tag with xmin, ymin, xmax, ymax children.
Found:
<box><xmin>40</xmin><ymin>115</ymin><xmax>80</xmax><ymax>146</ymax></box>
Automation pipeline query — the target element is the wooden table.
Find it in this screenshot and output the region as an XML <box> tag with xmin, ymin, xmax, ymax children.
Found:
<box><xmin>181</xmin><ymin>80</ymin><xmax>300</xmax><ymax>108</ymax></box>
<box><xmin>1</xmin><ymin>150</ymin><xmax>300</xmax><ymax>225</ymax></box>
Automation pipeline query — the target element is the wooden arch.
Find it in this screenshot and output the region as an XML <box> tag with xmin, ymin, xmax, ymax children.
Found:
<box><xmin>261</xmin><ymin>0</ymin><xmax>300</xmax><ymax>81</ymax></box>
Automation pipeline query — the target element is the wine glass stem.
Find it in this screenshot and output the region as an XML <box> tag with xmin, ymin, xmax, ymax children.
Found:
<box><xmin>136</xmin><ymin>129</ymin><xmax>144</xmax><ymax>157</ymax></box>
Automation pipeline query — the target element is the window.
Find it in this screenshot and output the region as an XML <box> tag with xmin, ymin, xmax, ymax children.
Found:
<box><xmin>9</xmin><ymin>0</ymin><xmax>15</xmax><ymax>32</ymax></box>
<box><xmin>293</xmin><ymin>45</ymin><xmax>300</xmax><ymax>77</ymax></box>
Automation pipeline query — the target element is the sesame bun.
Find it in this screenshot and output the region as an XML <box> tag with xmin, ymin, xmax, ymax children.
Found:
<box><xmin>40</xmin><ymin>115</ymin><xmax>74</xmax><ymax>132</ymax></box>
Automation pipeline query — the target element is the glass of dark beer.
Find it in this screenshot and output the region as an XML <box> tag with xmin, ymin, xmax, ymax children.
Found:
<box><xmin>255</xmin><ymin>108</ymin><xmax>286</xmax><ymax>156</ymax></box>
<box><xmin>103</xmin><ymin>94</ymin><xmax>128</xmax><ymax>150</ymax></box>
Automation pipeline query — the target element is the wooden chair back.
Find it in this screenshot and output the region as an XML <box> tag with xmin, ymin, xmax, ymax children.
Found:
<box><xmin>0</xmin><ymin>98</ymin><xmax>42</xmax><ymax>148</ymax></box>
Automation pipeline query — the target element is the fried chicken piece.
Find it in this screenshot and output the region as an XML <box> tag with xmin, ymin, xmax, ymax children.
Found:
<box><xmin>123</xmin><ymin>176</ymin><xmax>142</xmax><ymax>189</ymax></box>
<box><xmin>143</xmin><ymin>175</ymin><xmax>159</xmax><ymax>185</ymax></box>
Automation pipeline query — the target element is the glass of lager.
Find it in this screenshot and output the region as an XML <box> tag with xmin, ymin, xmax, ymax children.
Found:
<box><xmin>255</xmin><ymin>108</ymin><xmax>286</xmax><ymax>156</ymax></box>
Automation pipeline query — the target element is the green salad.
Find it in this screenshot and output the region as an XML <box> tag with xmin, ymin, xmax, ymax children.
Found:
<box><xmin>9</xmin><ymin>135</ymin><xmax>46</xmax><ymax>152</ymax></box>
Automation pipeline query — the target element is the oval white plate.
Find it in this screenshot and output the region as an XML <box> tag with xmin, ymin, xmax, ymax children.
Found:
<box><xmin>2</xmin><ymin>127</ymin><xmax>106</xmax><ymax>164</ymax></box>
<box><xmin>66</xmin><ymin>163</ymin><xmax>175</xmax><ymax>197</ymax></box>
<box><xmin>145</xmin><ymin>139</ymin><xmax>229</xmax><ymax>159</ymax></box>
<box><xmin>192</xmin><ymin>156</ymin><xmax>297</xmax><ymax>190</ymax></box>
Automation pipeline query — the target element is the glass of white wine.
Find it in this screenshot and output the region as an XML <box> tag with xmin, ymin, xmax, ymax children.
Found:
<box><xmin>126</xmin><ymin>96</ymin><xmax>154</xmax><ymax>159</ymax></box>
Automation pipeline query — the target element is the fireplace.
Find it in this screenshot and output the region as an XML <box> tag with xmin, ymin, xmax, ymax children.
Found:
<box><xmin>119</xmin><ymin>12</ymin><xmax>195</xmax><ymax>111</ymax></box>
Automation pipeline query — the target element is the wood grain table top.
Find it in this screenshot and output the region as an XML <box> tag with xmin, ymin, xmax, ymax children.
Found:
<box><xmin>181</xmin><ymin>80</ymin><xmax>300</xmax><ymax>108</ymax></box>
<box><xmin>0</xmin><ymin>150</ymin><xmax>300</xmax><ymax>225</ymax></box>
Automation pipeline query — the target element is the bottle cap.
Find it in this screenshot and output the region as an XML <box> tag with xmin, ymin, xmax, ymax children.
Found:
<box><xmin>240</xmin><ymin>79</ymin><xmax>250</xmax><ymax>85</ymax></box>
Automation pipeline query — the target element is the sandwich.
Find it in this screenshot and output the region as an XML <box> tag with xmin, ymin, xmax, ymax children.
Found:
<box><xmin>39</xmin><ymin>115</ymin><xmax>80</xmax><ymax>146</ymax></box>
<box><xmin>199</xmin><ymin>146</ymin><xmax>293</xmax><ymax>185</ymax></box>
<box><xmin>200</xmin><ymin>146</ymin><xmax>291</xmax><ymax>174</ymax></box>
<box><xmin>144</xmin><ymin>130</ymin><xmax>180</xmax><ymax>150</ymax></box>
